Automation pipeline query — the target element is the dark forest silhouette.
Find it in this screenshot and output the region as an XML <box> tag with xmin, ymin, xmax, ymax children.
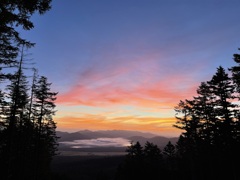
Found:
<box><xmin>0</xmin><ymin>1</ymin><xmax>58</xmax><ymax>180</ymax></box>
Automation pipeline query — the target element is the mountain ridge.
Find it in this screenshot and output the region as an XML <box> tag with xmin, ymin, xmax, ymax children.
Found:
<box><xmin>57</xmin><ymin>130</ymin><xmax>179</xmax><ymax>148</ymax></box>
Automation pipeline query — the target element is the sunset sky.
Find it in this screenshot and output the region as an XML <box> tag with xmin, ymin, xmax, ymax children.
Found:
<box><xmin>22</xmin><ymin>0</ymin><xmax>240</xmax><ymax>137</ymax></box>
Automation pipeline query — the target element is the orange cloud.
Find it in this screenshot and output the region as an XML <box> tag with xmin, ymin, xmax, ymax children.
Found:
<box><xmin>55</xmin><ymin>115</ymin><xmax>182</xmax><ymax>137</ymax></box>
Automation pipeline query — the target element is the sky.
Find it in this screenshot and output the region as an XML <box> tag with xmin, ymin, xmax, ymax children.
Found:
<box><xmin>21</xmin><ymin>0</ymin><xmax>240</xmax><ymax>137</ymax></box>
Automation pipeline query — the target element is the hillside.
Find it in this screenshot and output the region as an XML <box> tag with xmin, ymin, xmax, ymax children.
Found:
<box><xmin>57</xmin><ymin>130</ymin><xmax>178</xmax><ymax>151</ymax></box>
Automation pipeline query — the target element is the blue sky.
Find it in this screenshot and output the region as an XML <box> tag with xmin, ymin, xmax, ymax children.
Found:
<box><xmin>20</xmin><ymin>0</ymin><xmax>240</xmax><ymax>136</ymax></box>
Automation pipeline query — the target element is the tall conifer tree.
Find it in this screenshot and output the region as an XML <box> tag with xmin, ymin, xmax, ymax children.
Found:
<box><xmin>32</xmin><ymin>76</ymin><xmax>58</xmax><ymax>179</ymax></box>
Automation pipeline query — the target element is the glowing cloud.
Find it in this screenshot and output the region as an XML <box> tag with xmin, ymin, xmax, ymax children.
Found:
<box><xmin>56</xmin><ymin>51</ymin><xmax>199</xmax><ymax>109</ymax></box>
<box><xmin>56</xmin><ymin>115</ymin><xmax>182</xmax><ymax>137</ymax></box>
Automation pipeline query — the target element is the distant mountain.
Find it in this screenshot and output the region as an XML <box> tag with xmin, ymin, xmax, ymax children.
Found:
<box><xmin>96</xmin><ymin>130</ymin><xmax>158</xmax><ymax>138</ymax></box>
<box><xmin>57</xmin><ymin>130</ymin><xmax>158</xmax><ymax>141</ymax></box>
<box><xmin>56</xmin><ymin>131</ymin><xmax>91</xmax><ymax>141</ymax></box>
<box><xmin>76</xmin><ymin>130</ymin><xmax>111</xmax><ymax>138</ymax></box>
<box><xmin>127</xmin><ymin>136</ymin><xmax>149</xmax><ymax>144</ymax></box>
<box><xmin>57</xmin><ymin>130</ymin><xmax>179</xmax><ymax>148</ymax></box>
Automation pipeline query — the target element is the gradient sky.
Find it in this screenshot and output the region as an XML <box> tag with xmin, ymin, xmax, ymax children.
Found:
<box><xmin>21</xmin><ymin>0</ymin><xmax>240</xmax><ymax>137</ymax></box>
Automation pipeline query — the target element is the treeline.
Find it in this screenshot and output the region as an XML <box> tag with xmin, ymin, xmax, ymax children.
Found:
<box><xmin>115</xmin><ymin>141</ymin><xmax>177</xmax><ymax>180</ymax></box>
<box><xmin>174</xmin><ymin>52</ymin><xmax>240</xmax><ymax>180</ymax></box>
<box><xmin>116</xmin><ymin>50</ymin><xmax>240</xmax><ymax>180</ymax></box>
<box><xmin>0</xmin><ymin>1</ymin><xmax>58</xmax><ymax>180</ymax></box>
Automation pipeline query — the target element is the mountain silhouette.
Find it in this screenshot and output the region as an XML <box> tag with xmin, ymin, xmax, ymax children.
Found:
<box><xmin>57</xmin><ymin>130</ymin><xmax>178</xmax><ymax>149</ymax></box>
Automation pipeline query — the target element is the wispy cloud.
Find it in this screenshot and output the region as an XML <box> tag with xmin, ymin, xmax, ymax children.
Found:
<box><xmin>56</xmin><ymin>46</ymin><xmax>201</xmax><ymax>105</ymax></box>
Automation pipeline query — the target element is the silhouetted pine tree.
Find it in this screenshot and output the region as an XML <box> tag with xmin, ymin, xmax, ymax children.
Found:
<box><xmin>116</xmin><ymin>141</ymin><xmax>166</xmax><ymax>180</ymax></box>
<box><xmin>3</xmin><ymin>54</ymin><xmax>30</xmax><ymax>179</ymax></box>
<box><xmin>0</xmin><ymin>0</ymin><xmax>52</xmax><ymax>75</ymax></box>
<box><xmin>144</xmin><ymin>141</ymin><xmax>162</xmax><ymax>160</ymax></box>
<box><xmin>229</xmin><ymin>49</ymin><xmax>240</xmax><ymax>143</ymax></box>
<box><xmin>163</xmin><ymin>141</ymin><xmax>176</xmax><ymax>158</ymax></box>
<box><xmin>0</xmin><ymin>50</ymin><xmax>58</xmax><ymax>180</ymax></box>
<box><xmin>230</xmin><ymin>48</ymin><xmax>240</xmax><ymax>92</ymax></box>
<box><xmin>228</xmin><ymin>49</ymin><xmax>240</xmax><ymax>180</ymax></box>
<box><xmin>116</xmin><ymin>141</ymin><xmax>143</xmax><ymax>180</ymax></box>
<box><xmin>0</xmin><ymin>1</ymin><xmax>57</xmax><ymax>179</ymax></box>
<box><xmin>209</xmin><ymin>68</ymin><xmax>237</xmax><ymax>173</ymax></box>
<box><xmin>143</xmin><ymin>141</ymin><xmax>163</xmax><ymax>179</ymax></box>
<box><xmin>174</xmin><ymin>66</ymin><xmax>239</xmax><ymax>180</ymax></box>
<box><xmin>32</xmin><ymin>76</ymin><xmax>58</xmax><ymax>180</ymax></box>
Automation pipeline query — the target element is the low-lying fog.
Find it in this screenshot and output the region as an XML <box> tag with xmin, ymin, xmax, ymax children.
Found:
<box><xmin>60</xmin><ymin>138</ymin><xmax>131</xmax><ymax>148</ymax></box>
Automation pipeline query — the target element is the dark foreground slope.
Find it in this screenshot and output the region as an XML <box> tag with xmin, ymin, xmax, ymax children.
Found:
<box><xmin>51</xmin><ymin>155</ymin><xmax>125</xmax><ymax>180</ymax></box>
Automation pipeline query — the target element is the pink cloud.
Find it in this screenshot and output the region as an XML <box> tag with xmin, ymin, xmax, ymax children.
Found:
<box><xmin>56</xmin><ymin>69</ymin><xmax>198</xmax><ymax>109</ymax></box>
<box><xmin>56</xmin><ymin>43</ymin><xmax>207</xmax><ymax>109</ymax></box>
